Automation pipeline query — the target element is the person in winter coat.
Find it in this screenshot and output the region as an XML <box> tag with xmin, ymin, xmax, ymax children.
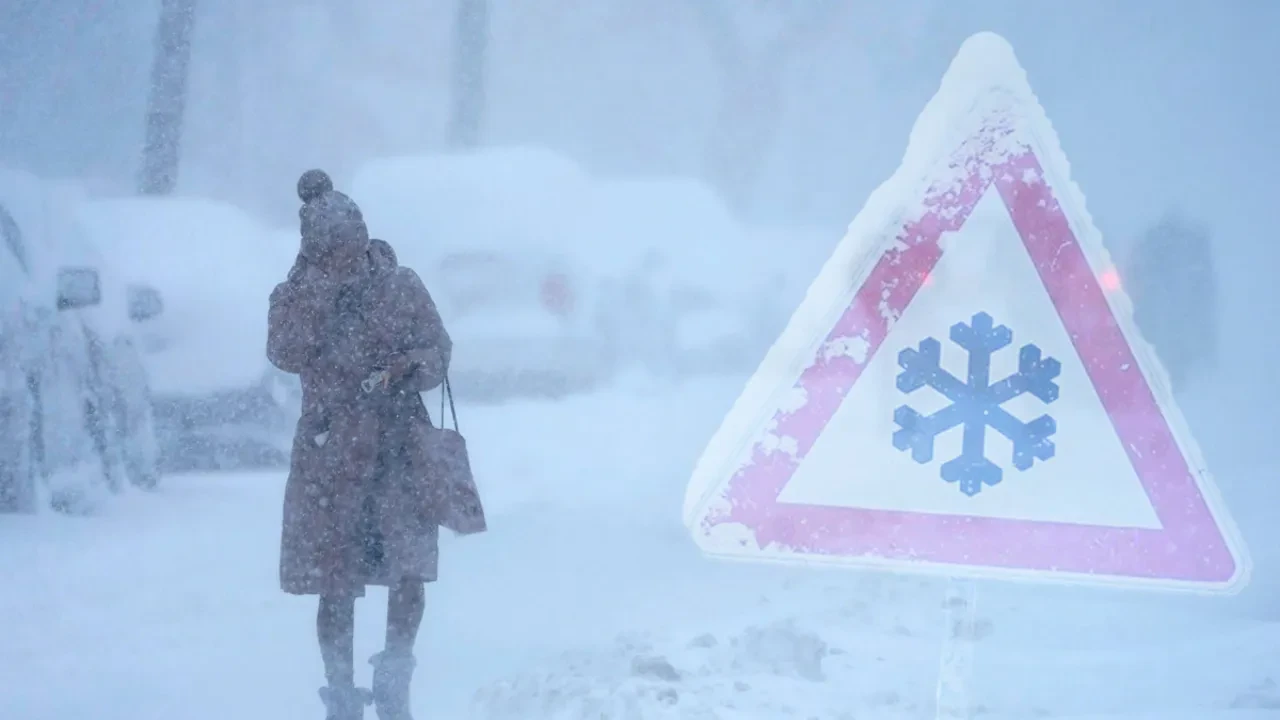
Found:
<box><xmin>1123</xmin><ymin>212</ymin><xmax>1217</xmax><ymax>393</ymax></box>
<box><xmin>268</xmin><ymin>178</ymin><xmax>451</xmax><ymax>720</ymax></box>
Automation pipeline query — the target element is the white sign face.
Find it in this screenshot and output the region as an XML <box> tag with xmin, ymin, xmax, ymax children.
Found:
<box><xmin>778</xmin><ymin>189</ymin><xmax>1160</xmax><ymax>531</ymax></box>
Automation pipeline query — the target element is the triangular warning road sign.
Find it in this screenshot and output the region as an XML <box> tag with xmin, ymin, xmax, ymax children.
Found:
<box><xmin>683</xmin><ymin>32</ymin><xmax>1250</xmax><ymax>594</ymax></box>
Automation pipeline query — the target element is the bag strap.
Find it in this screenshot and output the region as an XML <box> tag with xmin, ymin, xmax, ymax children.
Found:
<box><xmin>440</xmin><ymin>373</ymin><xmax>459</xmax><ymax>431</ymax></box>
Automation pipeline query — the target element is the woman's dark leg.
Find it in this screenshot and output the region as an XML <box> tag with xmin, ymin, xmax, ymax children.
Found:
<box><xmin>385</xmin><ymin>579</ymin><xmax>425</xmax><ymax>653</ymax></box>
<box><xmin>371</xmin><ymin>579</ymin><xmax>425</xmax><ymax>719</ymax></box>
<box><xmin>317</xmin><ymin>594</ymin><xmax>357</xmax><ymax>687</ymax></box>
<box><xmin>317</xmin><ymin>593</ymin><xmax>368</xmax><ymax>718</ymax></box>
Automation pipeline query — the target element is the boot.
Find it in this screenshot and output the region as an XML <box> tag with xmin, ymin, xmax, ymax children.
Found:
<box><xmin>369</xmin><ymin>650</ymin><xmax>417</xmax><ymax>720</ymax></box>
<box><xmin>318</xmin><ymin>684</ymin><xmax>371</xmax><ymax>720</ymax></box>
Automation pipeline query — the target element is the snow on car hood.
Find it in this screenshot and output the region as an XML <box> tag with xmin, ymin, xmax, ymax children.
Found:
<box><xmin>75</xmin><ymin>197</ymin><xmax>297</xmax><ymax>397</ymax></box>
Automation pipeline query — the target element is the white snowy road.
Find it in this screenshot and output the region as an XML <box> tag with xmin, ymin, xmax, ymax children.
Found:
<box><xmin>2</xmin><ymin>379</ymin><xmax>1279</xmax><ymax>719</ymax></box>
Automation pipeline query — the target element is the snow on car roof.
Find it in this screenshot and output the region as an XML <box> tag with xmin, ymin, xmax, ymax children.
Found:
<box><xmin>574</xmin><ymin>175</ymin><xmax>774</xmax><ymax>291</ymax></box>
<box><xmin>75</xmin><ymin>196</ymin><xmax>296</xmax><ymax>397</ymax></box>
<box><xmin>0</xmin><ymin>169</ymin><xmax>137</xmax><ymax>340</ymax></box>
<box><xmin>352</xmin><ymin>147</ymin><xmax>591</xmax><ymax>264</ymax></box>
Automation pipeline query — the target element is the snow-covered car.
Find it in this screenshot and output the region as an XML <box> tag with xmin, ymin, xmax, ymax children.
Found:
<box><xmin>75</xmin><ymin>197</ymin><xmax>298</xmax><ymax>473</ymax></box>
<box><xmin>0</xmin><ymin>171</ymin><xmax>161</xmax><ymax>513</ymax></box>
<box><xmin>332</xmin><ymin>147</ymin><xmax>826</xmax><ymax>396</ymax></box>
<box><xmin>352</xmin><ymin>149</ymin><xmax>613</xmax><ymax>400</ymax></box>
<box><xmin>415</xmin><ymin>247</ymin><xmax>607</xmax><ymax>400</ymax></box>
<box><xmin>56</xmin><ymin>229</ymin><xmax>165</xmax><ymax>493</ymax></box>
<box><xmin>668</xmin><ymin>282</ymin><xmax>763</xmax><ymax>377</ymax></box>
<box><xmin>583</xmin><ymin>177</ymin><xmax>786</xmax><ymax>379</ymax></box>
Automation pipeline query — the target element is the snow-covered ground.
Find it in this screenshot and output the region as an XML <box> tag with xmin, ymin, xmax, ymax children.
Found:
<box><xmin>2</xmin><ymin>375</ymin><xmax>1277</xmax><ymax>719</ymax></box>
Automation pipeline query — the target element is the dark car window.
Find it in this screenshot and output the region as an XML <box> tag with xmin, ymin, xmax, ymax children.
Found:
<box><xmin>0</xmin><ymin>201</ymin><xmax>29</xmax><ymax>274</ymax></box>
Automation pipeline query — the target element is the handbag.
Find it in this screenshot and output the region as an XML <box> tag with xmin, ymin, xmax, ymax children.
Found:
<box><xmin>428</xmin><ymin>374</ymin><xmax>487</xmax><ymax>535</ymax></box>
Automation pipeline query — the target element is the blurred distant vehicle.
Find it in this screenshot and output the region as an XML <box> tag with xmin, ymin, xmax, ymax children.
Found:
<box><xmin>1</xmin><ymin>170</ymin><xmax>162</xmax><ymax>513</ymax></box>
<box><xmin>669</xmin><ymin>282</ymin><xmax>764</xmax><ymax>377</ymax></box>
<box><xmin>598</xmin><ymin>250</ymin><xmax>754</xmax><ymax>379</ymax></box>
<box><xmin>351</xmin><ymin>148</ymin><xmax>821</xmax><ymax>392</ymax></box>
<box><xmin>1121</xmin><ymin>212</ymin><xmax>1216</xmax><ymax>393</ymax></box>
<box><xmin>423</xmin><ymin>248</ymin><xmax>609</xmax><ymax>400</ymax></box>
<box><xmin>586</xmin><ymin>177</ymin><xmax>788</xmax><ymax>380</ymax></box>
<box><xmin>60</xmin><ymin>238</ymin><xmax>165</xmax><ymax>495</ymax></box>
<box><xmin>75</xmin><ymin>197</ymin><xmax>298</xmax><ymax>473</ymax></box>
<box><xmin>353</xmin><ymin>148</ymin><xmax>614</xmax><ymax>400</ymax></box>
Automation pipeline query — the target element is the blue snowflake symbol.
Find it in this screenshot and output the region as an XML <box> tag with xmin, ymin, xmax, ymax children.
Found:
<box><xmin>892</xmin><ymin>312</ymin><xmax>1061</xmax><ymax>497</ymax></box>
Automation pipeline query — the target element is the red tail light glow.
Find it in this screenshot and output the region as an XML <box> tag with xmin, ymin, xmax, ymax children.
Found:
<box><xmin>1100</xmin><ymin>267</ymin><xmax>1121</xmax><ymax>292</ymax></box>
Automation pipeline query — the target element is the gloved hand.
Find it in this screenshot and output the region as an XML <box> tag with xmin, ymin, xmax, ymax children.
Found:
<box><xmin>361</xmin><ymin>353</ymin><xmax>416</xmax><ymax>394</ymax></box>
<box><xmin>382</xmin><ymin>352</ymin><xmax>417</xmax><ymax>383</ymax></box>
